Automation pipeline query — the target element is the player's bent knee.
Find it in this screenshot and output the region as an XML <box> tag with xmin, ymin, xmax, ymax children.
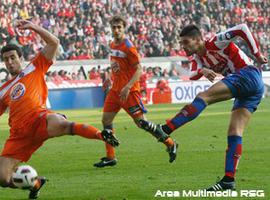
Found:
<box><xmin>48</xmin><ymin>120</ymin><xmax>72</xmax><ymax>137</ymax></box>
<box><xmin>56</xmin><ymin>120</ymin><xmax>72</xmax><ymax>135</ymax></box>
<box><xmin>196</xmin><ymin>92</ymin><xmax>210</xmax><ymax>104</ymax></box>
<box><xmin>196</xmin><ymin>91</ymin><xmax>206</xmax><ymax>99</ymax></box>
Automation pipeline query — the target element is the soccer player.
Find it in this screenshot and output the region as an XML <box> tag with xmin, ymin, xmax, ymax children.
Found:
<box><xmin>93</xmin><ymin>15</ymin><xmax>178</xmax><ymax>167</ymax></box>
<box><xmin>0</xmin><ymin>20</ymin><xmax>116</xmax><ymax>199</ymax></box>
<box><xmin>139</xmin><ymin>24</ymin><xmax>268</xmax><ymax>190</ymax></box>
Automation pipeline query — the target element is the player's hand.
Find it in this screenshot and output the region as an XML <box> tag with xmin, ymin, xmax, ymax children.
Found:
<box><xmin>14</xmin><ymin>19</ymin><xmax>36</xmax><ymax>31</ymax></box>
<box><xmin>257</xmin><ymin>54</ymin><xmax>268</xmax><ymax>65</ymax></box>
<box><xmin>201</xmin><ymin>68</ymin><xmax>216</xmax><ymax>82</ymax></box>
<box><xmin>120</xmin><ymin>85</ymin><xmax>131</xmax><ymax>102</ymax></box>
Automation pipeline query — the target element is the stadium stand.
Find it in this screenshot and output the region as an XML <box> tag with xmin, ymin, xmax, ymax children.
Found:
<box><xmin>0</xmin><ymin>0</ymin><xmax>269</xmax><ymax>62</ymax></box>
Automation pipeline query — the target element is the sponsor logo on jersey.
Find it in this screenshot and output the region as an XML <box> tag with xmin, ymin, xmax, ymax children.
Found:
<box><xmin>111</xmin><ymin>60</ymin><xmax>120</xmax><ymax>73</ymax></box>
<box><xmin>10</xmin><ymin>83</ymin><xmax>26</xmax><ymax>100</ymax></box>
<box><xmin>225</xmin><ymin>32</ymin><xmax>233</xmax><ymax>40</ymax></box>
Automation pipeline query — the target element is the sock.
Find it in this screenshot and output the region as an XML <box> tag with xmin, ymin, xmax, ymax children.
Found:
<box><xmin>166</xmin><ymin>97</ymin><xmax>207</xmax><ymax>131</ymax></box>
<box><xmin>161</xmin><ymin>124</ymin><xmax>173</xmax><ymax>134</ymax></box>
<box><xmin>163</xmin><ymin>137</ymin><xmax>174</xmax><ymax>147</ymax></box>
<box><xmin>221</xmin><ymin>176</ymin><xmax>234</xmax><ymax>182</ymax></box>
<box><xmin>105</xmin><ymin>143</ymin><xmax>115</xmax><ymax>159</ymax></box>
<box><xmin>32</xmin><ymin>179</ymin><xmax>41</xmax><ymax>190</ymax></box>
<box><xmin>225</xmin><ymin>135</ymin><xmax>242</xmax><ymax>178</ymax></box>
<box><xmin>104</xmin><ymin>124</ymin><xmax>115</xmax><ymax>159</ymax></box>
<box><xmin>71</xmin><ymin>123</ymin><xmax>103</xmax><ymax>140</ymax></box>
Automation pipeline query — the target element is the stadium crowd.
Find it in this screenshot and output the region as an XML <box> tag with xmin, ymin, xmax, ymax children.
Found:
<box><xmin>0</xmin><ymin>0</ymin><xmax>269</xmax><ymax>62</ymax></box>
<box><xmin>44</xmin><ymin>65</ymin><xmax>181</xmax><ymax>86</ymax></box>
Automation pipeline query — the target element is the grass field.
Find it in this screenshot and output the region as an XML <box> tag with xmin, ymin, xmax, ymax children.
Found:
<box><xmin>0</xmin><ymin>98</ymin><xmax>269</xmax><ymax>200</ymax></box>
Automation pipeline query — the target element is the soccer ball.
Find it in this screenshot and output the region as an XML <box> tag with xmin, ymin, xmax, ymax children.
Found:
<box><xmin>12</xmin><ymin>165</ymin><xmax>38</xmax><ymax>189</ymax></box>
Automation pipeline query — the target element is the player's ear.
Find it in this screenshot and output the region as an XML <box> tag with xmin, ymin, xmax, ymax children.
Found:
<box><xmin>19</xmin><ymin>55</ymin><xmax>24</xmax><ymax>64</ymax></box>
<box><xmin>195</xmin><ymin>35</ymin><xmax>202</xmax><ymax>43</ymax></box>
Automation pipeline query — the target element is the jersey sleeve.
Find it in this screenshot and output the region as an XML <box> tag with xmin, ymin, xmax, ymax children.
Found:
<box><xmin>189</xmin><ymin>56</ymin><xmax>203</xmax><ymax>80</ymax></box>
<box><xmin>127</xmin><ymin>46</ymin><xmax>140</xmax><ymax>67</ymax></box>
<box><xmin>215</xmin><ymin>24</ymin><xmax>260</xmax><ymax>57</ymax></box>
<box><xmin>31</xmin><ymin>52</ymin><xmax>53</xmax><ymax>74</ymax></box>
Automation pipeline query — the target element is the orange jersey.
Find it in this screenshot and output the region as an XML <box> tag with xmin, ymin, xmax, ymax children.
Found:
<box><xmin>110</xmin><ymin>38</ymin><xmax>140</xmax><ymax>92</ymax></box>
<box><xmin>0</xmin><ymin>53</ymin><xmax>52</xmax><ymax>129</ymax></box>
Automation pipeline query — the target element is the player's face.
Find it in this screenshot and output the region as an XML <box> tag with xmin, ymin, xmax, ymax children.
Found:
<box><xmin>2</xmin><ymin>50</ymin><xmax>22</xmax><ymax>76</ymax></box>
<box><xmin>111</xmin><ymin>22</ymin><xmax>125</xmax><ymax>41</ymax></box>
<box><xmin>180</xmin><ymin>36</ymin><xmax>201</xmax><ymax>56</ymax></box>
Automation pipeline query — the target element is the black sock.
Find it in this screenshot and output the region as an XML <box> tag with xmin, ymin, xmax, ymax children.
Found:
<box><xmin>222</xmin><ymin>176</ymin><xmax>234</xmax><ymax>182</ymax></box>
<box><xmin>161</xmin><ymin>124</ymin><xmax>173</xmax><ymax>134</ymax></box>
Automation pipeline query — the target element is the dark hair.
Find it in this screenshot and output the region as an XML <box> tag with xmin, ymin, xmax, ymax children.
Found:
<box><xmin>180</xmin><ymin>25</ymin><xmax>201</xmax><ymax>37</ymax></box>
<box><xmin>1</xmin><ymin>44</ymin><xmax>23</xmax><ymax>60</ymax></box>
<box><xmin>109</xmin><ymin>15</ymin><xmax>127</xmax><ymax>28</ymax></box>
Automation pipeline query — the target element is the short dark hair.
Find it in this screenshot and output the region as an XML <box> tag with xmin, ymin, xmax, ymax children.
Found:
<box><xmin>1</xmin><ymin>44</ymin><xmax>23</xmax><ymax>60</ymax></box>
<box><xmin>109</xmin><ymin>15</ymin><xmax>127</xmax><ymax>28</ymax></box>
<box><xmin>180</xmin><ymin>25</ymin><xmax>201</xmax><ymax>37</ymax></box>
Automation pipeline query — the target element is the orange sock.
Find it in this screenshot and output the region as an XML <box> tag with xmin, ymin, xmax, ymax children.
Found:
<box><xmin>163</xmin><ymin>137</ymin><xmax>174</xmax><ymax>147</ymax></box>
<box><xmin>33</xmin><ymin>179</ymin><xmax>41</xmax><ymax>190</ymax></box>
<box><xmin>104</xmin><ymin>128</ymin><xmax>116</xmax><ymax>159</ymax></box>
<box><xmin>72</xmin><ymin>123</ymin><xmax>103</xmax><ymax>140</ymax></box>
<box><xmin>105</xmin><ymin>143</ymin><xmax>115</xmax><ymax>159</ymax></box>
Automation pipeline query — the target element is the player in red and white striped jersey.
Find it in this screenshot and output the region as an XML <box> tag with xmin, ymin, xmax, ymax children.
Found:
<box><xmin>139</xmin><ymin>24</ymin><xmax>268</xmax><ymax>191</ymax></box>
<box><xmin>189</xmin><ymin>24</ymin><xmax>264</xmax><ymax>80</ymax></box>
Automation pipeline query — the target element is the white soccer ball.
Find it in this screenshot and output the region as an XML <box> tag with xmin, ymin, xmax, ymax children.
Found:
<box><xmin>12</xmin><ymin>165</ymin><xmax>38</xmax><ymax>189</ymax></box>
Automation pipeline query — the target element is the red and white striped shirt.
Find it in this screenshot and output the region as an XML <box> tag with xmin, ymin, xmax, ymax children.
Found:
<box><xmin>190</xmin><ymin>24</ymin><xmax>260</xmax><ymax>80</ymax></box>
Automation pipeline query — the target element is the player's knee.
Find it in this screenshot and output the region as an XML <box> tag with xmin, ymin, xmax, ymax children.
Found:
<box><xmin>228</xmin><ymin>127</ymin><xmax>242</xmax><ymax>136</ymax></box>
<box><xmin>59</xmin><ymin>120</ymin><xmax>72</xmax><ymax>133</ymax></box>
<box><xmin>196</xmin><ymin>92</ymin><xmax>209</xmax><ymax>103</ymax></box>
<box><xmin>196</xmin><ymin>91</ymin><xmax>205</xmax><ymax>99</ymax></box>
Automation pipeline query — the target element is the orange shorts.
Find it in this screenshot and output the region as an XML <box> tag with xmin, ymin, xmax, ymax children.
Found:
<box><xmin>1</xmin><ymin>110</ymin><xmax>52</xmax><ymax>162</ymax></box>
<box><xmin>103</xmin><ymin>90</ymin><xmax>147</xmax><ymax>118</ymax></box>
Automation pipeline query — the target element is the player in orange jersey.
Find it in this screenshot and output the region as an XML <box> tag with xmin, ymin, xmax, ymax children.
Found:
<box><xmin>93</xmin><ymin>16</ymin><xmax>178</xmax><ymax>168</ymax></box>
<box><xmin>0</xmin><ymin>20</ymin><xmax>117</xmax><ymax>199</ymax></box>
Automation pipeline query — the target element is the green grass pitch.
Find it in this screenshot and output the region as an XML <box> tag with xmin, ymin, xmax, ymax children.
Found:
<box><xmin>0</xmin><ymin>98</ymin><xmax>269</xmax><ymax>200</ymax></box>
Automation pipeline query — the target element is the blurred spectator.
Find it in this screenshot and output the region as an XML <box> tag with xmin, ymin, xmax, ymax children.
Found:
<box><xmin>146</xmin><ymin>67</ymin><xmax>154</xmax><ymax>79</ymax></box>
<box><xmin>59</xmin><ymin>70</ymin><xmax>72</xmax><ymax>81</ymax></box>
<box><xmin>169</xmin><ymin>65</ymin><xmax>179</xmax><ymax>77</ymax></box>
<box><xmin>89</xmin><ymin>67</ymin><xmax>100</xmax><ymax>80</ymax></box>
<box><xmin>153</xmin><ymin>66</ymin><xmax>162</xmax><ymax>77</ymax></box>
<box><xmin>102</xmin><ymin>67</ymin><xmax>112</xmax><ymax>98</ymax></box>
<box><xmin>139</xmin><ymin>66</ymin><xmax>148</xmax><ymax>91</ymax></box>
<box><xmin>162</xmin><ymin>68</ymin><xmax>170</xmax><ymax>79</ymax></box>
<box><xmin>51</xmin><ymin>71</ymin><xmax>63</xmax><ymax>84</ymax></box>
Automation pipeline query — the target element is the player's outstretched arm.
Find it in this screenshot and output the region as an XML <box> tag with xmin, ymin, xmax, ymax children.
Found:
<box><xmin>14</xmin><ymin>19</ymin><xmax>59</xmax><ymax>61</ymax></box>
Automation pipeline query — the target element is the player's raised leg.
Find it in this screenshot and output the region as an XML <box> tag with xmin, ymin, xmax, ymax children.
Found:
<box><xmin>140</xmin><ymin>81</ymin><xmax>232</xmax><ymax>135</ymax></box>
<box><xmin>46</xmin><ymin>112</ymin><xmax>119</xmax><ymax>168</ymax></box>
<box><xmin>46</xmin><ymin>113</ymin><xmax>103</xmax><ymax>140</ymax></box>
